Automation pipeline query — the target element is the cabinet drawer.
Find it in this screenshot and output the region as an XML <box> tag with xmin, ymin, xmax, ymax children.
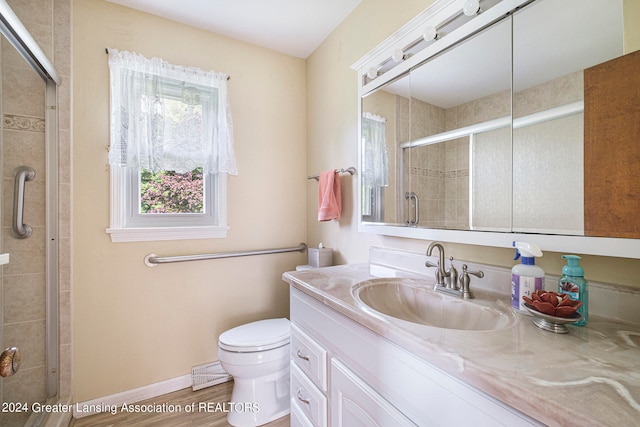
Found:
<box><xmin>291</xmin><ymin>323</ymin><xmax>327</xmax><ymax>391</ymax></box>
<box><xmin>290</xmin><ymin>396</ymin><xmax>315</xmax><ymax>427</ymax></box>
<box><xmin>291</xmin><ymin>361</ymin><xmax>327</xmax><ymax>427</ymax></box>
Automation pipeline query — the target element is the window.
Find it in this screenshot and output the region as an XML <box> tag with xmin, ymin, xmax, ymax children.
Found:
<box><xmin>106</xmin><ymin>49</ymin><xmax>237</xmax><ymax>242</ymax></box>
<box><xmin>361</xmin><ymin>113</ymin><xmax>388</xmax><ymax>222</ymax></box>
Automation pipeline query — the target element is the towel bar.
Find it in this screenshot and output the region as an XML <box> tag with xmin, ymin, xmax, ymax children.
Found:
<box><xmin>307</xmin><ymin>167</ymin><xmax>356</xmax><ymax>181</ymax></box>
<box><xmin>144</xmin><ymin>243</ymin><xmax>307</xmax><ymax>266</ymax></box>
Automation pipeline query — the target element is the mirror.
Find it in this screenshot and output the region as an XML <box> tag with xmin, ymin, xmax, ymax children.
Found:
<box><xmin>360</xmin><ymin>0</ymin><xmax>634</xmax><ymax>239</ymax></box>
<box><xmin>511</xmin><ymin>0</ymin><xmax>623</xmax><ymax>235</ymax></box>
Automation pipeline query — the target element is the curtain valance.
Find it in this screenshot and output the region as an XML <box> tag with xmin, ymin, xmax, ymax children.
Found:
<box><xmin>108</xmin><ymin>49</ymin><xmax>237</xmax><ymax>175</ymax></box>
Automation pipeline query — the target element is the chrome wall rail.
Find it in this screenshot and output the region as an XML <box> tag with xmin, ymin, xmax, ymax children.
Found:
<box><xmin>144</xmin><ymin>243</ymin><xmax>307</xmax><ymax>267</ymax></box>
<box><xmin>12</xmin><ymin>165</ymin><xmax>35</xmax><ymax>239</ymax></box>
<box><xmin>307</xmin><ymin>167</ymin><xmax>356</xmax><ymax>181</ymax></box>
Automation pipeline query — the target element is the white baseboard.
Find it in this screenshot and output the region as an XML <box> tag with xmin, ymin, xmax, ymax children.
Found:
<box><xmin>73</xmin><ymin>374</ymin><xmax>192</xmax><ymax>418</ymax></box>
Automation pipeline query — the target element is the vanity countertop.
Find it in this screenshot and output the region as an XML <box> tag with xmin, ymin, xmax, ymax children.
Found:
<box><xmin>283</xmin><ymin>263</ymin><xmax>640</xmax><ymax>427</ymax></box>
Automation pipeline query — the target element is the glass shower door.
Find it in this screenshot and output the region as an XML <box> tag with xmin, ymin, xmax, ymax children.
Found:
<box><xmin>0</xmin><ymin>30</ymin><xmax>50</xmax><ymax>427</ymax></box>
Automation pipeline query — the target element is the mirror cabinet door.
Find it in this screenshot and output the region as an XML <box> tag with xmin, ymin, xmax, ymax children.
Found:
<box><xmin>364</xmin><ymin>15</ymin><xmax>513</xmax><ymax>231</ymax></box>
<box><xmin>511</xmin><ymin>0</ymin><xmax>625</xmax><ymax>236</ymax></box>
<box><xmin>361</xmin><ymin>72</ymin><xmax>411</xmax><ymax>225</ymax></box>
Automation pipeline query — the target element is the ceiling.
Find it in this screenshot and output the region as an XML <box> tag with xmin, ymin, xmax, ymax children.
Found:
<box><xmin>105</xmin><ymin>0</ymin><xmax>361</xmax><ymax>59</ymax></box>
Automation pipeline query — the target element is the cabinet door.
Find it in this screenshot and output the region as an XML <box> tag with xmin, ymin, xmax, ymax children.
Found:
<box><xmin>584</xmin><ymin>49</ymin><xmax>640</xmax><ymax>238</ymax></box>
<box><xmin>331</xmin><ymin>359</ymin><xmax>416</xmax><ymax>427</ymax></box>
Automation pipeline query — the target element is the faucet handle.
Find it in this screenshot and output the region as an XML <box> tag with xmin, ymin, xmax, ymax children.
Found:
<box><xmin>425</xmin><ymin>260</ymin><xmax>438</xmax><ymax>269</ymax></box>
<box><xmin>458</xmin><ymin>264</ymin><xmax>483</xmax><ymax>299</ymax></box>
<box><xmin>463</xmin><ymin>264</ymin><xmax>484</xmax><ymax>279</ymax></box>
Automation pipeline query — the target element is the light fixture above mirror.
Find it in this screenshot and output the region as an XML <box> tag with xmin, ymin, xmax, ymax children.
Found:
<box><xmin>463</xmin><ymin>0</ymin><xmax>481</xmax><ymax>16</ymax></box>
<box><xmin>356</xmin><ymin>0</ymin><xmax>505</xmax><ymax>87</ymax></box>
<box><xmin>423</xmin><ymin>26</ymin><xmax>437</xmax><ymax>41</ymax></box>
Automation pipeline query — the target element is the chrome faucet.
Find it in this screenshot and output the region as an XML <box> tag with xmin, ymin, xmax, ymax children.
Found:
<box><xmin>425</xmin><ymin>242</ymin><xmax>482</xmax><ymax>299</ymax></box>
<box><xmin>425</xmin><ymin>242</ymin><xmax>457</xmax><ymax>288</ymax></box>
<box><xmin>425</xmin><ymin>242</ymin><xmax>447</xmax><ymax>285</ymax></box>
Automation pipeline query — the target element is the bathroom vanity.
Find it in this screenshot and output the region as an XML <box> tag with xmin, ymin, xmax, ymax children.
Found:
<box><xmin>283</xmin><ymin>248</ymin><xmax>640</xmax><ymax>426</ymax></box>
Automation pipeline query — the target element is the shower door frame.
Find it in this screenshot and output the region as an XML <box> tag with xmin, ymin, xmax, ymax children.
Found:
<box><xmin>0</xmin><ymin>0</ymin><xmax>61</xmax><ymax>399</ymax></box>
<box><xmin>45</xmin><ymin>79</ymin><xmax>59</xmax><ymax>399</ymax></box>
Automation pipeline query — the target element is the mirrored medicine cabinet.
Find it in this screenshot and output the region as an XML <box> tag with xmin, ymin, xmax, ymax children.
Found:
<box><xmin>354</xmin><ymin>0</ymin><xmax>640</xmax><ymax>258</ymax></box>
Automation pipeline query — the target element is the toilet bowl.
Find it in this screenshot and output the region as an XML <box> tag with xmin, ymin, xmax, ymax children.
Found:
<box><xmin>218</xmin><ymin>318</ymin><xmax>290</xmax><ymax>427</ymax></box>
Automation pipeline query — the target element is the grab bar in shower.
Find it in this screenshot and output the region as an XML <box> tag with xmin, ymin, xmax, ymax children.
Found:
<box><xmin>144</xmin><ymin>243</ymin><xmax>307</xmax><ymax>267</ymax></box>
<box><xmin>12</xmin><ymin>166</ymin><xmax>35</xmax><ymax>239</ymax></box>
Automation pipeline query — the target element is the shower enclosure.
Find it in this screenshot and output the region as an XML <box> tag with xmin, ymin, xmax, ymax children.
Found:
<box><xmin>0</xmin><ymin>0</ymin><xmax>66</xmax><ymax>426</ymax></box>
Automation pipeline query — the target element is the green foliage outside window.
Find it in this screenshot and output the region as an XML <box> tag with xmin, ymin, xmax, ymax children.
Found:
<box><xmin>140</xmin><ymin>167</ymin><xmax>204</xmax><ymax>214</ymax></box>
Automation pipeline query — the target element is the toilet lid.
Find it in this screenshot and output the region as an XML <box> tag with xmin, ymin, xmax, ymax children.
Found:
<box><xmin>219</xmin><ymin>318</ymin><xmax>290</xmax><ymax>352</ymax></box>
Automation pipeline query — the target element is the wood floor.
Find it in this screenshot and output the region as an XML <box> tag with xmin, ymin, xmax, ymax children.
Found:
<box><xmin>69</xmin><ymin>381</ymin><xmax>290</xmax><ymax>427</ymax></box>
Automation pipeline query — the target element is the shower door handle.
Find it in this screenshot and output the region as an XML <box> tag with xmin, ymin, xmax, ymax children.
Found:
<box><xmin>405</xmin><ymin>191</ymin><xmax>419</xmax><ymax>226</ymax></box>
<box><xmin>13</xmin><ymin>166</ymin><xmax>36</xmax><ymax>239</ymax></box>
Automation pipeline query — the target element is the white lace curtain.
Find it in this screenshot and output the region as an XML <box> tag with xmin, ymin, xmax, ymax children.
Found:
<box><xmin>362</xmin><ymin>113</ymin><xmax>388</xmax><ymax>188</ymax></box>
<box><xmin>108</xmin><ymin>49</ymin><xmax>237</xmax><ymax>175</ymax></box>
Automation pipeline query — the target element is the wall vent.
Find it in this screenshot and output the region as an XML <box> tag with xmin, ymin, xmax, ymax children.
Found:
<box><xmin>191</xmin><ymin>361</ymin><xmax>232</xmax><ymax>391</ymax></box>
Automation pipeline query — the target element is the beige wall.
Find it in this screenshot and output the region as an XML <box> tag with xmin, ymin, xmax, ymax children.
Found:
<box><xmin>73</xmin><ymin>0</ymin><xmax>306</xmax><ymax>401</ymax></box>
<box><xmin>306</xmin><ymin>0</ymin><xmax>436</xmax><ymax>265</ymax></box>
<box><xmin>306</xmin><ymin>0</ymin><xmax>640</xmax><ymax>286</ymax></box>
<box><xmin>625</xmin><ymin>0</ymin><xmax>640</xmax><ymax>53</ymax></box>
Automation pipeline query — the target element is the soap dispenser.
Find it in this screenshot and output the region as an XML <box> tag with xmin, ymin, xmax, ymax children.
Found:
<box><xmin>558</xmin><ymin>255</ymin><xmax>588</xmax><ymax>326</ymax></box>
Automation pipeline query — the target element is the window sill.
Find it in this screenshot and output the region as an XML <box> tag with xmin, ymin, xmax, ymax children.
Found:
<box><xmin>106</xmin><ymin>226</ymin><xmax>230</xmax><ymax>243</ymax></box>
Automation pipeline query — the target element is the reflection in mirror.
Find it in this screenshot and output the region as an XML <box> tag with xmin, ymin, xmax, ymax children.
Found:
<box><xmin>362</xmin><ymin>16</ymin><xmax>513</xmax><ymax>231</ymax></box>
<box><xmin>361</xmin><ymin>73</ymin><xmax>411</xmax><ymax>224</ymax></box>
<box><xmin>407</xmin><ymin>17</ymin><xmax>512</xmax><ymax>231</ymax></box>
<box><xmin>361</xmin><ymin>0</ymin><xmax>636</xmax><ymax>238</ymax></box>
<box><xmin>512</xmin><ymin>0</ymin><xmax>624</xmax><ymax>235</ymax></box>
<box><xmin>361</xmin><ymin>112</ymin><xmax>389</xmax><ymax>221</ymax></box>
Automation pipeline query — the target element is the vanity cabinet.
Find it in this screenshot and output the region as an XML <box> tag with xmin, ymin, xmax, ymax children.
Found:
<box><xmin>290</xmin><ymin>288</ymin><xmax>412</xmax><ymax>427</ymax></box>
<box><xmin>330</xmin><ymin>359</ymin><xmax>414</xmax><ymax>426</ymax></box>
<box><xmin>290</xmin><ymin>286</ymin><xmax>541</xmax><ymax>426</ymax></box>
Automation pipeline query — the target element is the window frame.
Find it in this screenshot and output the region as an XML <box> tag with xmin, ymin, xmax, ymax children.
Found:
<box><xmin>106</xmin><ymin>64</ymin><xmax>231</xmax><ymax>243</ymax></box>
<box><xmin>107</xmin><ymin>166</ymin><xmax>229</xmax><ymax>242</ymax></box>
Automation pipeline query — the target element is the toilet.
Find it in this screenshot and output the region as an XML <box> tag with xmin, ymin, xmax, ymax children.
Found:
<box><xmin>218</xmin><ymin>318</ymin><xmax>291</xmax><ymax>426</ymax></box>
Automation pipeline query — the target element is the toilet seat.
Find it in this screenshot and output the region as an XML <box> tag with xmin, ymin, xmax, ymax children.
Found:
<box><xmin>219</xmin><ymin>318</ymin><xmax>290</xmax><ymax>352</ymax></box>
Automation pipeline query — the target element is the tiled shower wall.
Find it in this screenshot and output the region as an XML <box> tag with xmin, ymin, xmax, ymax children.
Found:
<box><xmin>400</xmin><ymin>71</ymin><xmax>581</xmax><ymax>230</ymax></box>
<box><xmin>0</xmin><ymin>0</ymin><xmax>71</xmax><ymax>420</ymax></box>
<box><xmin>401</xmin><ymin>96</ymin><xmax>471</xmax><ymax>228</ymax></box>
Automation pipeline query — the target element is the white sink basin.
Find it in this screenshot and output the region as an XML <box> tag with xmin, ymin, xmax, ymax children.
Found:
<box><xmin>351</xmin><ymin>278</ymin><xmax>516</xmax><ymax>331</ymax></box>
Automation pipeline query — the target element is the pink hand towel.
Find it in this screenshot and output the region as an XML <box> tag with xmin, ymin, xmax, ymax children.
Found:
<box><xmin>318</xmin><ymin>170</ymin><xmax>342</xmax><ymax>221</ymax></box>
